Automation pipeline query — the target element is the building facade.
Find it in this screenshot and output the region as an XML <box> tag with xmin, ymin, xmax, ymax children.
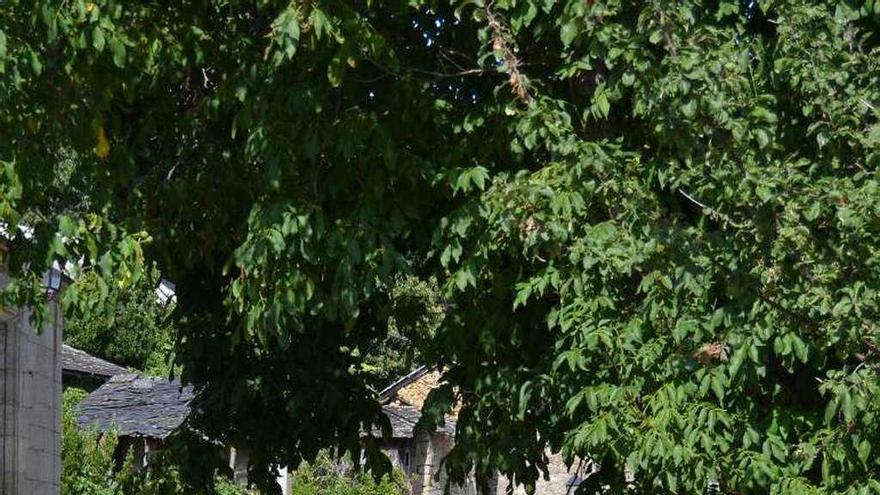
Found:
<box><xmin>378</xmin><ymin>368</ymin><xmax>476</xmax><ymax>495</ymax></box>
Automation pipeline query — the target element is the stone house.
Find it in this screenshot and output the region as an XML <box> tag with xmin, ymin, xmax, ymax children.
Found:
<box><xmin>2</xmin><ymin>250</ymin><xmax>124</xmax><ymax>495</ymax></box>
<box><xmin>490</xmin><ymin>456</ymin><xmax>594</xmax><ymax>495</ymax></box>
<box><xmin>74</xmin><ymin>366</ymin><xmax>471</xmax><ymax>495</ymax></box>
<box><xmin>75</xmin><ymin>372</ymin><xmax>297</xmax><ymax>491</ymax></box>
<box><xmin>377</xmin><ymin>367</ymin><xmax>474</xmax><ymax>495</ymax></box>
<box><xmin>73</xmin><ymin>361</ymin><xmax>590</xmax><ymax>495</ymax></box>
<box><xmin>381</xmin><ymin>366</ymin><xmax>593</xmax><ymax>495</ymax></box>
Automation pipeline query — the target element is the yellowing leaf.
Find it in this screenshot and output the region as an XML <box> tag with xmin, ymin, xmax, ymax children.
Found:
<box><xmin>94</xmin><ymin>126</ymin><xmax>110</xmax><ymax>159</ymax></box>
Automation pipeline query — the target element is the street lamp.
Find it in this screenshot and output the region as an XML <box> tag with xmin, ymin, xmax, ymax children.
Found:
<box><xmin>44</xmin><ymin>266</ymin><xmax>64</xmax><ymax>296</ymax></box>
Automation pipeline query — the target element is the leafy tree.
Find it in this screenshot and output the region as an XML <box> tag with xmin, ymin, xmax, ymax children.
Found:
<box><xmin>4</xmin><ymin>1</ymin><xmax>880</xmax><ymax>493</ymax></box>
<box><xmin>65</xmin><ymin>267</ymin><xmax>175</xmax><ymax>375</ymax></box>
<box><xmin>363</xmin><ymin>275</ymin><xmax>444</xmax><ymax>383</ymax></box>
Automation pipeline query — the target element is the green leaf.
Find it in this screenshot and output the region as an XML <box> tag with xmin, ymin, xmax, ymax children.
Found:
<box><xmin>312</xmin><ymin>9</ymin><xmax>331</xmax><ymax>41</ymax></box>
<box><xmin>98</xmin><ymin>252</ymin><xmax>114</xmax><ymax>277</ymax></box>
<box><xmin>825</xmin><ymin>397</ymin><xmax>839</xmax><ymax>424</ymax></box>
<box><xmin>471</xmin><ymin>166</ymin><xmax>488</xmax><ymax>190</ymax></box>
<box><xmin>711</xmin><ymin>374</ymin><xmax>725</xmax><ymax>402</ymax></box>
<box><xmin>109</xmin><ymin>38</ymin><xmax>126</xmax><ymax>67</ymax></box>
<box><xmin>804</xmin><ymin>202</ymin><xmax>822</xmax><ymax>221</ymax></box>
<box><xmin>791</xmin><ymin>335</ymin><xmax>808</xmax><ymax>363</ymax></box>
<box><xmin>92</xmin><ymin>27</ymin><xmax>105</xmax><ymax>52</ymax></box>
<box><xmin>517</xmin><ymin>381</ymin><xmax>532</xmax><ymax>420</ymax></box>
<box><xmin>272</xmin><ymin>6</ymin><xmax>301</xmax><ymax>64</ymax></box>
<box><xmin>453</xmin><ymin>266</ymin><xmax>476</xmax><ymax>291</ymax></box>
<box><xmin>594</xmin><ymin>92</ymin><xmax>610</xmax><ymax>118</ymax></box>
<box><xmin>328</xmin><ymin>53</ymin><xmax>345</xmax><ymax>87</ymax></box>
<box><xmin>837</xmin><ymin>207</ymin><xmax>862</xmax><ymax>227</ymax></box>
<box><xmin>859</xmin><ymin>439</ymin><xmax>871</xmax><ymax>464</ymax></box>
<box><xmin>560</xmin><ymin>21</ymin><xmax>578</xmax><ymax>47</ymax></box>
<box><xmin>268</xmin><ymin>229</ymin><xmax>285</xmax><ymax>253</ymax></box>
<box><xmin>755</xmin><ymin>129</ymin><xmax>770</xmax><ymax>149</ymax></box>
<box><xmin>29</xmin><ymin>50</ymin><xmax>43</xmax><ymax>75</ymax></box>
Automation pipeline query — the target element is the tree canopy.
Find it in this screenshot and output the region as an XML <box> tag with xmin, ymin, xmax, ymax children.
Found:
<box><xmin>65</xmin><ymin>266</ymin><xmax>175</xmax><ymax>375</ymax></box>
<box><xmin>3</xmin><ymin>0</ymin><xmax>880</xmax><ymax>493</ymax></box>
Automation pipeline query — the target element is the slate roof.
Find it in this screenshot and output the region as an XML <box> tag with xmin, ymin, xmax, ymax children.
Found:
<box><xmin>76</xmin><ymin>374</ymin><xmax>194</xmax><ymax>439</ymax></box>
<box><xmin>62</xmin><ymin>344</ymin><xmax>127</xmax><ymax>379</ymax></box>
<box><xmin>376</xmin><ymin>366</ymin><xmax>458</xmax><ymax>439</ymax></box>
<box><xmin>379</xmin><ymin>366</ymin><xmax>432</xmax><ymax>401</ymax></box>
<box><xmin>380</xmin><ymin>402</ymin><xmax>456</xmax><ymax>438</ymax></box>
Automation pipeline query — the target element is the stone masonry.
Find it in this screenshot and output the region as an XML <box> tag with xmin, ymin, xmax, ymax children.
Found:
<box><xmin>1</xmin><ymin>269</ymin><xmax>63</xmax><ymax>495</ymax></box>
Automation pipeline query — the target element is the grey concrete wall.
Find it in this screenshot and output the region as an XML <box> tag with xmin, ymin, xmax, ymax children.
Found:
<box><xmin>1</xmin><ymin>270</ymin><xmax>63</xmax><ymax>495</ymax></box>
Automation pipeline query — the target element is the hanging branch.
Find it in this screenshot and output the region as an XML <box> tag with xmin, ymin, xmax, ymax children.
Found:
<box><xmin>485</xmin><ymin>1</ymin><xmax>532</xmax><ymax>103</ymax></box>
<box><xmin>677</xmin><ymin>188</ymin><xmax>748</xmax><ymax>229</ymax></box>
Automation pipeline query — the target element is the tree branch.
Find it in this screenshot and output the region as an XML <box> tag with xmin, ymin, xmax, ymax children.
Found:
<box><xmin>485</xmin><ymin>1</ymin><xmax>532</xmax><ymax>103</ymax></box>
<box><xmin>677</xmin><ymin>188</ymin><xmax>748</xmax><ymax>229</ymax></box>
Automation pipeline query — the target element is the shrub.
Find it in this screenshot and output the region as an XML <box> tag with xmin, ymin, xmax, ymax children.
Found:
<box><xmin>290</xmin><ymin>453</ymin><xmax>409</xmax><ymax>495</ymax></box>
<box><xmin>61</xmin><ymin>388</ymin><xmax>117</xmax><ymax>495</ymax></box>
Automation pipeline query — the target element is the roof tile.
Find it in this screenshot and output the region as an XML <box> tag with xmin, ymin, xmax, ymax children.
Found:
<box><xmin>76</xmin><ymin>373</ymin><xmax>193</xmax><ymax>439</ymax></box>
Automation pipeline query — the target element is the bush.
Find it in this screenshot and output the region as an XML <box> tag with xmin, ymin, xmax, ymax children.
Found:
<box><xmin>114</xmin><ymin>450</ymin><xmax>248</xmax><ymax>495</ymax></box>
<box><xmin>62</xmin><ymin>388</ymin><xmax>118</xmax><ymax>495</ymax></box>
<box><xmin>290</xmin><ymin>453</ymin><xmax>409</xmax><ymax>495</ymax></box>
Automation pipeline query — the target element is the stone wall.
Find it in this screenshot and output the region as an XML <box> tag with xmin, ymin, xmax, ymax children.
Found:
<box><xmin>229</xmin><ymin>447</ymin><xmax>292</xmax><ymax>495</ymax></box>
<box><xmin>1</xmin><ymin>270</ymin><xmax>63</xmax><ymax>495</ymax></box>
<box><xmin>410</xmin><ymin>432</ymin><xmax>476</xmax><ymax>495</ymax></box>
<box><xmin>492</xmin><ymin>452</ymin><xmax>590</xmax><ymax>495</ymax></box>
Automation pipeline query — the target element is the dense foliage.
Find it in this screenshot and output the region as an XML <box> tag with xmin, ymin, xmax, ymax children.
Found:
<box><xmin>65</xmin><ymin>267</ymin><xmax>175</xmax><ymax>375</ymax></box>
<box><xmin>4</xmin><ymin>0</ymin><xmax>880</xmax><ymax>493</ymax></box>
